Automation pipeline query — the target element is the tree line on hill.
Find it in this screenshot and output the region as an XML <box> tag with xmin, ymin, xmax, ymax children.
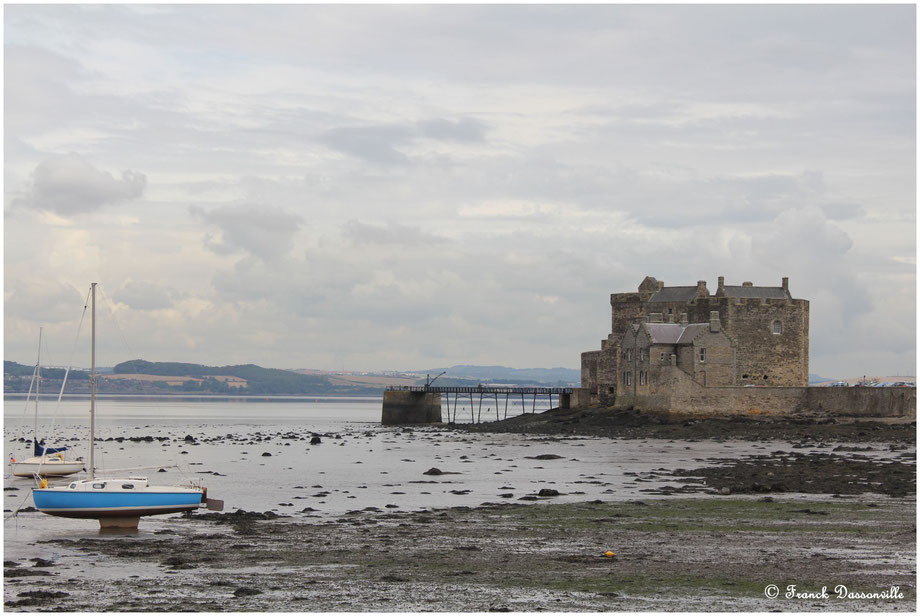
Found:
<box><xmin>4</xmin><ymin>360</ymin><xmax>580</xmax><ymax>396</ymax></box>
<box><xmin>4</xmin><ymin>359</ymin><xmax>379</xmax><ymax>396</ymax></box>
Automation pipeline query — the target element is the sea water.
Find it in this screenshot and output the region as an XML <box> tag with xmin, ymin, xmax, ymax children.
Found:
<box><xmin>4</xmin><ymin>396</ymin><xmax>910</xmax><ymax>566</ymax></box>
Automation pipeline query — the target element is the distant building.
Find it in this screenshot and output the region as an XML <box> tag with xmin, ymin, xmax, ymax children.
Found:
<box><xmin>580</xmin><ymin>276</ymin><xmax>809</xmax><ymax>406</ymax></box>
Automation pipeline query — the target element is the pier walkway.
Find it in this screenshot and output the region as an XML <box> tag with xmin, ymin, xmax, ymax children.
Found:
<box><xmin>385</xmin><ymin>385</ymin><xmax>573</xmax><ymax>423</ymax></box>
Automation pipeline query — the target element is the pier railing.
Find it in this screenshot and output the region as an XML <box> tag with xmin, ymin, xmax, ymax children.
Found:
<box><xmin>385</xmin><ymin>385</ymin><xmax>573</xmax><ymax>423</ymax></box>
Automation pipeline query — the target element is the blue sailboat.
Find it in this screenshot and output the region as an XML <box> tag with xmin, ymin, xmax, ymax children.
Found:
<box><xmin>32</xmin><ymin>283</ymin><xmax>222</xmax><ymax>529</ymax></box>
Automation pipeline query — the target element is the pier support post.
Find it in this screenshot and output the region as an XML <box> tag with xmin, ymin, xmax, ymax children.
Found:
<box><xmin>381</xmin><ymin>391</ymin><xmax>443</xmax><ymax>425</ymax></box>
<box><xmin>558</xmin><ymin>392</ymin><xmax>571</xmax><ymax>410</ymax></box>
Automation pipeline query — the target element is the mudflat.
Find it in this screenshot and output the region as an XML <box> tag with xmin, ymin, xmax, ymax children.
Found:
<box><xmin>4</xmin><ymin>496</ymin><xmax>914</xmax><ymax>611</ymax></box>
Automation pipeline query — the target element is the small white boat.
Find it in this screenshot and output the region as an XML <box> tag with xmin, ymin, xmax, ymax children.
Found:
<box><xmin>32</xmin><ymin>283</ymin><xmax>222</xmax><ymax>529</ymax></box>
<box><xmin>10</xmin><ymin>328</ymin><xmax>84</xmax><ymax>478</ymax></box>
<box><xmin>11</xmin><ymin>452</ymin><xmax>85</xmax><ymax>478</ymax></box>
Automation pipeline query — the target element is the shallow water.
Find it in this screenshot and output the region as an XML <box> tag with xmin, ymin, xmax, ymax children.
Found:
<box><xmin>4</xmin><ymin>397</ymin><xmax>912</xmax><ymax>568</ymax></box>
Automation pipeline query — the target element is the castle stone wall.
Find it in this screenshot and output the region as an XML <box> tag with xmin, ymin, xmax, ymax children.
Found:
<box><xmin>804</xmin><ymin>387</ymin><xmax>915</xmax><ymax>419</ymax></box>
<box><xmin>599</xmin><ymin>368</ymin><xmax>915</xmax><ymax>419</ymax></box>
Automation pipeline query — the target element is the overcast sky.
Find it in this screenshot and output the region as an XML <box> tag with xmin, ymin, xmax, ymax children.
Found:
<box><xmin>3</xmin><ymin>4</ymin><xmax>916</xmax><ymax>378</ymax></box>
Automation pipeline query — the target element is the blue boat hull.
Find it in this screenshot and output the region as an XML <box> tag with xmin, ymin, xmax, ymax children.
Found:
<box><xmin>33</xmin><ymin>489</ymin><xmax>202</xmax><ymax>519</ymax></box>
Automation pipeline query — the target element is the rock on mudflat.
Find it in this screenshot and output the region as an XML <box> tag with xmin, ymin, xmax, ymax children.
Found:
<box><xmin>423</xmin><ymin>467</ymin><xmax>444</xmax><ymax>475</ymax></box>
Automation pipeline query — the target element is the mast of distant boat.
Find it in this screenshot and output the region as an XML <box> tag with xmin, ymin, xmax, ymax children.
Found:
<box><xmin>89</xmin><ymin>282</ymin><xmax>96</xmax><ymax>481</ymax></box>
<box><xmin>34</xmin><ymin>327</ymin><xmax>42</xmax><ymax>452</ymax></box>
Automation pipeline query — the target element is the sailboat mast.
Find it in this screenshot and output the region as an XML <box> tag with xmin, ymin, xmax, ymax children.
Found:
<box><xmin>34</xmin><ymin>327</ymin><xmax>42</xmax><ymax>451</ymax></box>
<box><xmin>89</xmin><ymin>283</ymin><xmax>96</xmax><ymax>481</ymax></box>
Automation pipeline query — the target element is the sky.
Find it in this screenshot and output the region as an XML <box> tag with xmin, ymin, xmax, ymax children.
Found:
<box><xmin>3</xmin><ymin>4</ymin><xmax>916</xmax><ymax>378</ymax></box>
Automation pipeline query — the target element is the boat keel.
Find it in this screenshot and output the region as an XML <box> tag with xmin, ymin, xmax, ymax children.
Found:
<box><xmin>99</xmin><ymin>516</ymin><xmax>140</xmax><ymax>530</ymax></box>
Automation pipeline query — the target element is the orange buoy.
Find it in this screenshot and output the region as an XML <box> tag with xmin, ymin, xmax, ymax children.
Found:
<box><xmin>604</xmin><ymin>551</ymin><xmax>615</xmax><ymax>558</ymax></box>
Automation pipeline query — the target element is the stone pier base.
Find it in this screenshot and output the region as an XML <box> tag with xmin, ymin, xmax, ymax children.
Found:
<box><xmin>381</xmin><ymin>391</ymin><xmax>443</xmax><ymax>425</ymax></box>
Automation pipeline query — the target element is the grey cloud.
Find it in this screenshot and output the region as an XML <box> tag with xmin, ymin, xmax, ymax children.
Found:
<box><xmin>754</xmin><ymin>207</ymin><xmax>853</xmax><ymax>260</ymax></box>
<box><xmin>190</xmin><ymin>203</ymin><xmax>302</xmax><ymax>261</ymax></box>
<box><xmin>320</xmin><ymin>117</ymin><xmax>487</xmax><ymax>164</ymax></box>
<box><xmin>15</xmin><ymin>154</ymin><xmax>146</xmax><ymax>215</ymax></box>
<box><xmin>820</xmin><ymin>202</ymin><xmax>865</xmax><ymax>221</ymax></box>
<box><xmin>417</xmin><ymin>118</ymin><xmax>486</xmax><ymax>142</ymax></box>
<box><xmin>343</xmin><ymin>220</ymin><xmax>444</xmax><ymax>246</ymax></box>
<box><xmin>4</xmin><ymin>281</ymin><xmax>84</xmax><ymax>324</ymax></box>
<box><xmin>114</xmin><ymin>281</ymin><xmax>175</xmax><ymax>311</ymax></box>
<box><xmin>320</xmin><ymin>125</ymin><xmax>412</xmax><ymax>165</ymax></box>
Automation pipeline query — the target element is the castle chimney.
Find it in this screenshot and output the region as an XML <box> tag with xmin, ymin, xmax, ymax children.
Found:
<box><xmin>709</xmin><ymin>310</ymin><xmax>721</xmax><ymax>333</ymax></box>
<box><xmin>680</xmin><ymin>312</ymin><xmax>688</xmax><ymax>326</ymax></box>
<box><xmin>782</xmin><ymin>277</ymin><xmax>789</xmax><ymax>292</ymax></box>
<box><xmin>718</xmin><ymin>276</ymin><xmax>724</xmax><ymax>291</ymax></box>
<box><xmin>696</xmin><ymin>280</ymin><xmax>708</xmax><ymax>297</ymax></box>
<box><xmin>742</xmin><ymin>281</ymin><xmax>753</xmax><ymax>287</ymax></box>
<box><xmin>657</xmin><ymin>280</ymin><xmax>664</xmax><ymax>290</ymax></box>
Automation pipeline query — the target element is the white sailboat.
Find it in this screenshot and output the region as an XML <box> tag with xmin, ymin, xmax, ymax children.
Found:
<box><xmin>10</xmin><ymin>328</ymin><xmax>85</xmax><ymax>478</ymax></box>
<box><xmin>32</xmin><ymin>283</ymin><xmax>222</xmax><ymax>528</ymax></box>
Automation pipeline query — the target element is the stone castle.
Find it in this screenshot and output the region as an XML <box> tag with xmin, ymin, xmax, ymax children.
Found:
<box><xmin>580</xmin><ymin>275</ymin><xmax>810</xmax><ymax>407</ymax></box>
<box><xmin>382</xmin><ymin>273</ymin><xmax>914</xmax><ymax>424</ymax></box>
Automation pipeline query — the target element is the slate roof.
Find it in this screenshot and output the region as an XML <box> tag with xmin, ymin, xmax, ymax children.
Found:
<box><xmin>648</xmin><ymin>287</ymin><xmax>699</xmax><ymax>303</ymax></box>
<box><xmin>676</xmin><ymin>323</ymin><xmax>709</xmax><ymax>344</ymax></box>
<box><xmin>643</xmin><ymin>322</ymin><xmax>713</xmax><ymax>345</ymax></box>
<box><xmin>645</xmin><ymin>323</ymin><xmax>685</xmax><ymax>344</ymax></box>
<box><xmin>721</xmin><ymin>285</ymin><xmax>790</xmax><ymax>299</ymax></box>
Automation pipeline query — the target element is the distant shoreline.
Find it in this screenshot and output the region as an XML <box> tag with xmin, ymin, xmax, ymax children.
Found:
<box><xmin>2</xmin><ymin>393</ymin><xmax>383</xmax><ymax>402</ymax></box>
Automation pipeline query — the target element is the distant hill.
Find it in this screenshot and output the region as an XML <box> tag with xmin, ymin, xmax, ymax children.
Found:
<box><xmin>4</xmin><ymin>359</ymin><xmax>378</xmax><ymax>396</ymax></box>
<box><xmin>416</xmin><ymin>365</ymin><xmax>580</xmax><ymax>386</ymax></box>
<box><xmin>112</xmin><ymin>360</ymin><xmax>371</xmax><ymax>395</ymax></box>
<box><xmin>4</xmin><ymin>360</ymin><xmax>581</xmax><ymax>395</ymax></box>
<box><xmin>809</xmin><ymin>373</ymin><xmax>833</xmax><ymax>385</ymax></box>
<box><xmin>4</xmin><ymin>360</ymin><xmax>90</xmax><ymax>393</ymax></box>
<box><xmin>4</xmin><ymin>360</ymin><xmax>90</xmax><ymax>381</ymax></box>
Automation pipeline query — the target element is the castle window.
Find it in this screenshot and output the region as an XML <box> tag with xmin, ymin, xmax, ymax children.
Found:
<box><xmin>699</xmin><ymin>348</ymin><xmax>706</xmax><ymax>363</ymax></box>
<box><xmin>639</xmin><ymin>371</ymin><xmax>647</xmax><ymax>385</ymax></box>
<box><xmin>772</xmin><ymin>320</ymin><xmax>782</xmax><ymax>334</ymax></box>
<box><xmin>627</xmin><ymin>349</ymin><xmax>633</xmax><ymax>362</ymax></box>
<box><xmin>660</xmin><ymin>352</ymin><xmax>666</xmax><ymax>361</ymax></box>
<box><xmin>624</xmin><ymin>371</ymin><xmax>632</xmax><ymax>386</ymax></box>
<box><xmin>639</xmin><ymin>348</ymin><xmax>645</xmax><ymax>361</ymax></box>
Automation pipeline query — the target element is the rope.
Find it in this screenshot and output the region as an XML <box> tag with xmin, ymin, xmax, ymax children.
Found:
<box><xmin>97</xmin><ymin>285</ymin><xmax>138</xmax><ymax>370</ymax></box>
<box><xmin>4</xmin><ymin>488</ymin><xmax>36</xmax><ymax>521</ymax></box>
